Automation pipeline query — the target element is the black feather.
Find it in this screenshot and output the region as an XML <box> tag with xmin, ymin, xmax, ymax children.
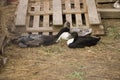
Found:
<box><xmin>68</xmin><ymin>32</ymin><xmax>101</xmax><ymax>48</ymax></box>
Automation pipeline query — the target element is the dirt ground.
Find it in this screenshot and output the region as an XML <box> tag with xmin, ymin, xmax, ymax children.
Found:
<box><xmin>0</xmin><ymin>3</ymin><xmax>120</xmax><ymax>80</ymax></box>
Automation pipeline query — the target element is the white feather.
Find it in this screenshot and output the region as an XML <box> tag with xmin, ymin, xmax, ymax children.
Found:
<box><xmin>56</xmin><ymin>32</ymin><xmax>71</xmax><ymax>42</ymax></box>
<box><xmin>67</xmin><ymin>38</ymin><xmax>74</xmax><ymax>45</ymax></box>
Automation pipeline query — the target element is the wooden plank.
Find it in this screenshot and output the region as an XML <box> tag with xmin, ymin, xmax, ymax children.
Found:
<box><xmin>76</xmin><ymin>14</ymin><xmax>83</xmax><ymax>27</ymax></box>
<box><xmin>96</xmin><ymin>0</ymin><xmax>114</xmax><ymax>3</ymax></box>
<box><xmin>98</xmin><ymin>8</ymin><xmax>120</xmax><ymax>12</ymax></box>
<box><xmin>28</xmin><ymin>10</ymin><xmax>86</xmax><ymax>15</ymax></box>
<box><xmin>74</xmin><ymin>0</ymin><xmax>80</xmax><ymax>9</ymax></box>
<box><xmin>86</xmin><ymin>0</ymin><xmax>100</xmax><ymax>24</ymax></box>
<box><xmin>43</xmin><ymin>0</ymin><xmax>50</xmax><ymax>27</ymax></box>
<box><xmin>26</xmin><ymin>15</ymin><xmax>30</xmax><ymax>28</ymax></box>
<box><xmin>74</xmin><ymin>0</ymin><xmax>83</xmax><ymax>27</ymax></box>
<box><xmin>98</xmin><ymin>9</ymin><xmax>120</xmax><ymax>18</ymax></box>
<box><xmin>65</xmin><ymin>0</ymin><xmax>71</xmax><ymax>11</ymax></box>
<box><xmin>15</xmin><ymin>0</ymin><xmax>28</xmax><ymax>26</ymax></box>
<box><xmin>27</xmin><ymin>27</ymin><xmax>53</xmax><ymax>32</ymax></box>
<box><xmin>65</xmin><ymin>0</ymin><xmax>72</xmax><ymax>27</ymax></box>
<box><xmin>32</xmin><ymin>5</ymin><xmax>40</xmax><ymax>34</ymax></box>
<box><xmin>40</xmin><ymin>1</ymin><xmax>49</xmax><ymax>35</ymax></box>
<box><xmin>66</xmin><ymin>14</ymin><xmax>72</xmax><ymax>27</ymax></box>
<box><xmin>49</xmin><ymin>0</ymin><xmax>53</xmax><ymax>11</ymax></box>
<box><xmin>44</xmin><ymin>0</ymin><xmax>50</xmax><ymax>12</ymax></box>
<box><xmin>33</xmin><ymin>6</ymin><xmax>40</xmax><ymax>28</ymax></box>
<box><xmin>82</xmin><ymin>0</ymin><xmax>87</xmax><ymax>11</ymax></box>
<box><xmin>33</xmin><ymin>5</ymin><xmax>40</xmax><ymax>28</ymax></box>
<box><xmin>100</xmin><ymin>12</ymin><xmax>120</xmax><ymax>19</ymax></box>
<box><xmin>33</xmin><ymin>16</ymin><xmax>39</xmax><ymax>28</ymax></box>
<box><xmin>85</xmin><ymin>13</ymin><xmax>90</xmax><ymax>27</ymax></box>
<box><xmin>53</xmin><ymin>0</ymin><xmax>63</xmax><ymax>25</ymax></box>
<box><xmin>43</xmin><ymin>15</ymin><xmax>49</xmax><ymax>27</ymax></box>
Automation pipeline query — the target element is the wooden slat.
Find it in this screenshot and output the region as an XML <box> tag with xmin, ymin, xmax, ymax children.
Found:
<box><xmin>82</xmin><ymin>0</ymin><xmax>87</xmax><ymax>11</ymax></box>
<box><xmin>66</xmin><ymin>14</ymin><xmax>72</xmax><ymax>27</ymax></box>
<box><xmin>96</xmin><ymin>0</ymin><xmax>114</xmax><ymax>3</ymax></box>
<box><xmin>98</xmin><ymin>8</ymin><xmax>120</xmax><ymax>12</ymax></box>
<box><xmin>65</xmin><ymin>0</ymin><xmax>71</xmax><ymax>11</ymax></box>
<box><xmin>49</xmin><ymin>0</ymin><xmax>53</xmax><ymax>11</ymax></box>
<box><xmin>85</xmin><ymin>13</ymin><xmax>90</xmax><ymax>27</ymax></box>
<box><xmin>43</xmin><ymin>0</ymin><xmax>50</xmax><ymax>27</ymax></box>
<box><xmin>33</xmin><ymin>5</ymin><xmax>40</xmax><ymax>28</ymax></box>
<box><xmin>65</xmin><ymin>0</ymin><xmax>72</xmax><ymax>27</ymax></box>
<box><xmin>27</xmin><ymin>27</ymin><xmax>53</xmax><ymax>32</ymax></box>
<box><xmin>26</xmin><ymin>15</ymin><xmax>30</xmax><ymax>28</ymax></box>
<box><xmin>74</xmin><ymin>0</ymin><xmax>80</xmax><ymax>9</ymax></box>
<box><xmin>33</xmin><ymin>16</ymin><xmax>39</xmax><ymax>28</ymax></box>
<box><xmin>28</xmin><ymin>9</ymin><xmax>86</xmax><ymax>15</ymax></box>
<box><xmin>43</xmin><ymin>15</ymin><xmax>49</xmax><ymax>27</ymax></box>
<box><xmin>76</xmin><ymin>14</ymin><xmax>83</xmax><ymax>27</ymax></box>
<box><xmin>98</xmin><ymin>9</ymin><xmax>120</xmax><ymax>18</ymax></box>
<box><xmin>44</xmin><ymin>0</ymin><xmax>49</xmax><ymax>12</ymax></box>
<box><xmin>32</xmin><ymin>5</ymin><xmax>40</xmax><ymax>34</ymax></box>
<box><xmin>53</xmin><ymin>0</ymin><xmax>63</xmax><ymax>25</ymax></box>
<box><xmin>86</xmin><ymin>0</ymin><xmax>100</xmax><ymax>24</ymax></box>
<box><xmin>75</xmin><ymin>0</ymin><xmax>83</xmax><ymax>27</ymax></box>
<box><xmin>15</xmin><ymin>0</ymin><xmax>28</xmax><ymax>26</ymax></box>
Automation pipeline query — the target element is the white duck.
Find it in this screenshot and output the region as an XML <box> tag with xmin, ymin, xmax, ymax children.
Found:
<box><xmin>113</xmin><ymin>0</ymin><xmax>120</xmax><ymax>9</ymax></box>
<box><xmin>56</xmin><ymin>21</ymin><xmax>72</xmax><ymax>42</ymax></box>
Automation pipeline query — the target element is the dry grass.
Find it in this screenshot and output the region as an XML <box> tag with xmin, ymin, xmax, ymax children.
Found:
<box><xmin>0</xmin><ymin>4</ymin><xmax>120</xmax><ymax>80</ymax></box>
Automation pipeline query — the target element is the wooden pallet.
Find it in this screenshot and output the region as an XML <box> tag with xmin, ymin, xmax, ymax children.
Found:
<box><xmin>15</xmin><ymin>0</ymin><xmax>104</xmax><ymax>35</ymax></box>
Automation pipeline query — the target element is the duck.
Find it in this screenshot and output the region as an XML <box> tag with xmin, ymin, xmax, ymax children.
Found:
<box><xmin>67</xmin><ymin>32</ymin><xmax>101</xmax><ymax>48</ymax></box>
<box><xmin>56</xmin><ymin>21</ymin><xmax>72</xmax><ymax>42</ymax></box>
<box><xmin>70</xmin><ymin>27</ymin><xmax>92</xmax><ymax>36</ymax></box>
<box><xmin>113</xmin><ymin>0</ymin><xmax>120</xmax><ymax>9</ymax></box>
<box><xmin>12</xmin><ymin>22</ymin><xmax>71</xmax><ymax>48</ymax></box>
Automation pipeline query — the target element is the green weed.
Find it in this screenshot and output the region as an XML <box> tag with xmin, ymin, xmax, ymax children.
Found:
<box><xmin>67</xmin><ymin>71</ymin><xmax>84</xmax><ymax>80</ymax></box>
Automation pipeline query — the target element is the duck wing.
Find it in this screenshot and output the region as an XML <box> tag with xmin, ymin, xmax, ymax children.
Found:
<box><xmin>68</xmin><ymin>37</ymin><xmax>85</xmax><ymax>48</ymax></box>
<box><xmin>76</xmin><ymin>36</ymin><xmax>100</xmax><ymax>47</ymax></box>
<box><xmin>68</xmin><ymin>36</ymin><xmax>100</xmax><ymax>48</ymax></box>
<box><xmin>26</xmin><ymin>35</ymin><xmax>56</xmax><ymax>46</ymax></box>
<box><xmin>41</xmin><ymin>35</ymin><xmax>57</xmax><ymax>45</ymax></box>
<box><xmin>13</xmin><ymin>34</ymin><xmax>57</xmax><ymax>47</ymax></box>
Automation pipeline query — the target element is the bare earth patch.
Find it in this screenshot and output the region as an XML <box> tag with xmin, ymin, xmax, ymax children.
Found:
<box><xmin>0</xmin><ymin>4</ymin><xmax>120</xmax><ymax>80</ymax></box>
